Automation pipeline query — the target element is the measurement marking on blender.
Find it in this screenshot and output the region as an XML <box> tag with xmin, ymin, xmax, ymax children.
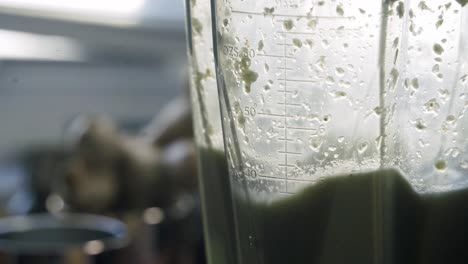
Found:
<box><xmin>287</xmin><ymin>178</ymin><xmax>315</xmax><ymax>183</ymax></box>
<box><xmin>276</xmin><ymin>43</ymin><xmax>293</xmax><ymax>46</ymax></box>
<box><xmin>276</xmin><ymin>90</ymin><xmax>295</xmax><ymax>93</ymax></box>
<box><xmin>277</xmin><ymin>126</ymin><xmax>318</xmax><ymax>131</ymax></box>
<box><xmin>277</xmin><ymin>102</ymin><xmax>301</xmax><ymax>107</ymax></box>
<box><xmin>259</xmin><ymin>175</ymin><xmax>312</xmax><ymax>184</ymax></box>
<box><xmin>258</xmin><ymin>174</ymin><xmax>282</xmax><ymax>180</ymax></box>
<box><xmin>284</xmin><ymin>79</ymin><xmax>317</xmax><ymax>83</ymax></box>
<box><xmin>282</xmin><ymin>31</ymin><xmax>289</xmax><ymax>192</ymax></box>
<box><xmin>278</xmin><ymin>151</ymin><xmax>302</xmax><ymax>155</ymax></box>
<box><xmin>258</xmin><ymin>113</ymin><xmax>293</xmax><ymax>118</ymax></box>
<box><xmin>257</xmin><ymin>53</ymin><xmax>294</xmax><ymax>59</ymax></box>
<box><xmin>276</xmin><ymin>31</ymin><xmax>317</xmax><ymax>36</ymax></box>
<box><xmin>278</xmin><ymin>138</ymin><xmax>293</xmax><ymax>142</ymax></box>
<box><xmin>275</xmin><ymin>16</ymin><xmax>353</xmax><ymax>20</ymax></box>
<box><xmin>278</xmin><ymin>164</ymin><xmax>294</xmax><ymax>168</ymax></box>
<box><xmin>230</xmin><ymin>9</ymin><xmax>353</xmax><ymax>19</ymax></box>
<box><xmin>276</xmin><ymin>67</ymin><xmax>294</xmax><ymax>70</ymax></box>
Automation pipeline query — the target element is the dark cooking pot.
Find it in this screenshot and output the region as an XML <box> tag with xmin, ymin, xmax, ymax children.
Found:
<box><xmin>0</xmin><ymin>213</ymin><xmax>128</xmax><ymax>264</ymax></box>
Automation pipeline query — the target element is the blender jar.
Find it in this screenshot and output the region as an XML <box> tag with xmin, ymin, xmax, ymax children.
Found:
<box><xmin>192</xmin><ymin>0</ymin><xmax>468</xmax><ymax>263</ymax></box>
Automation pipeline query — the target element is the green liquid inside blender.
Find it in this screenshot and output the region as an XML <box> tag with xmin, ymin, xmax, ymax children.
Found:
<box><xmin>199</xmin><ymin>149</ymin><xmax>468</xmax><ymax>264</ymax></box>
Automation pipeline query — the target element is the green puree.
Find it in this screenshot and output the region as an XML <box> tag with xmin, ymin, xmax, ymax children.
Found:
<box><xmin>198</xmin><ymin>149</ymin><xmax>468</xmax><ymax>264</ymax></box>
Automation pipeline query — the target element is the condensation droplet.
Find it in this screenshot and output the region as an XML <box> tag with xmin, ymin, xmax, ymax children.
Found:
<box><xmin>338</xmin><ymin>136</ymin><xmax>345</xmax><ymax>143</ymax></box>
<box><xmin>307</xmin><ymin>19</ymin><xmax>317</xmax><ymax>29</ymax></box>
<box><xmin>283</xmin><ymin>19</ymin><xmax>294</xmax><ymax>31</ymax></box>
<box><xmin>322</xmin><ymin>39</ymin><xmax>330</xmax><ymax>48</ymax></box>
<box><xmin>434</xmin><ymin>160</ymin><xmax>447</xmax><ymax>171</ymax></box>
<box><xmin>335</xmin><ymin>67</ymin><xmax>345</xmax><ymax>76</ymax></box>
<box><xmin>258</xmin><ymin>40</ymin><xmax>264</xmax><ymax>51</ymax></box>
<box><xmin>393</xmin><ymin>37</ymin><xmax>400</xmax><ymax>48</ymax></box>
<box><xmin>332</xmin><ymin>90</ymin><xmax>347</xmax><ymax>99</ymax></box>
<box><xmin>264</xmin><ymin>7</ymin><xmax>275</xmax><ymax>15</ymax></box>
<box><xmin>309</xmin><ymin>139</ymin><xmax>323</xmax><ymax>152</ymax></box>
<box><xmin>433</xmin><ymin>43</ymin><xmax>444</xmax><ymax>55</ymax></box>
<box><xmin>336</xmin><ymin>4</ymin><xmax>344</xmax><ymax>16</ymax></box>
<box><xmin>424</xmin><ymin>98</ymin><xmax>440</xmax><ymax>114</ymax></box>
<box><xmin>357</xmin><ymin>142</ymin><xmax>369</xmax><ymax>154</ymax></box>
<box><xmin>326</xmin><ymin>76</ymin><xmax>335</xmax><ymax>84</ymax></box>
<box><xmin>461</xmin><ymin>160</ymin><xmax>468</xmax><ymax>169</ymax></box>
<box><xmin>415</xmin><ymin>119</ymin><xmax>427</xmax><ymax>130</ymax></box>
<box><xmin>446</xmin><ymin>115</ymin><xmax>456</xmax><ymax>123</ymax></box>
<box><xmin>411</xmin><ymin>78</ymin><xmax>419</xmax><ymax>89</ymax></box>
<box><xmin>315</xmin><ymin>56</ymin><xmax>326</xmax><ymax>71</ymax></box>
<box><xmin>292</xmin><ymin>38</ymin><xmax>302</xmax><ymax>48</ymax></box>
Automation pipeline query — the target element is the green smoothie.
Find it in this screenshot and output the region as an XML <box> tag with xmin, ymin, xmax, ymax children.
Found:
<box><xmin>198</xmin><ymin>149</ymin><xmax>468</xmax><ymax>264</ymax></box>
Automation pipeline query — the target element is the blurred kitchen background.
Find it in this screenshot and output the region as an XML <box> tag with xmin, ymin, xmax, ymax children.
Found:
<box><xmin>0</xmin><ymin>0</ymin><xmax>202</xmax><ymax>263</ymax></box>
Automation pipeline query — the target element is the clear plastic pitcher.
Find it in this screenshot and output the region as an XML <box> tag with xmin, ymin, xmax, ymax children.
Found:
<box><xmin>189</xmin><ymin>0</ymin><xmax>468</xmax><ymax>263</ymax></box>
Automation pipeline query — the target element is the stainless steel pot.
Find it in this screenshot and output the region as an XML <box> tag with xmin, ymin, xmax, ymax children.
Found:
<box><xmin>0</xmin><ymin>213</ymin><xmax>128</xmax><ymax>264</ymax></box>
